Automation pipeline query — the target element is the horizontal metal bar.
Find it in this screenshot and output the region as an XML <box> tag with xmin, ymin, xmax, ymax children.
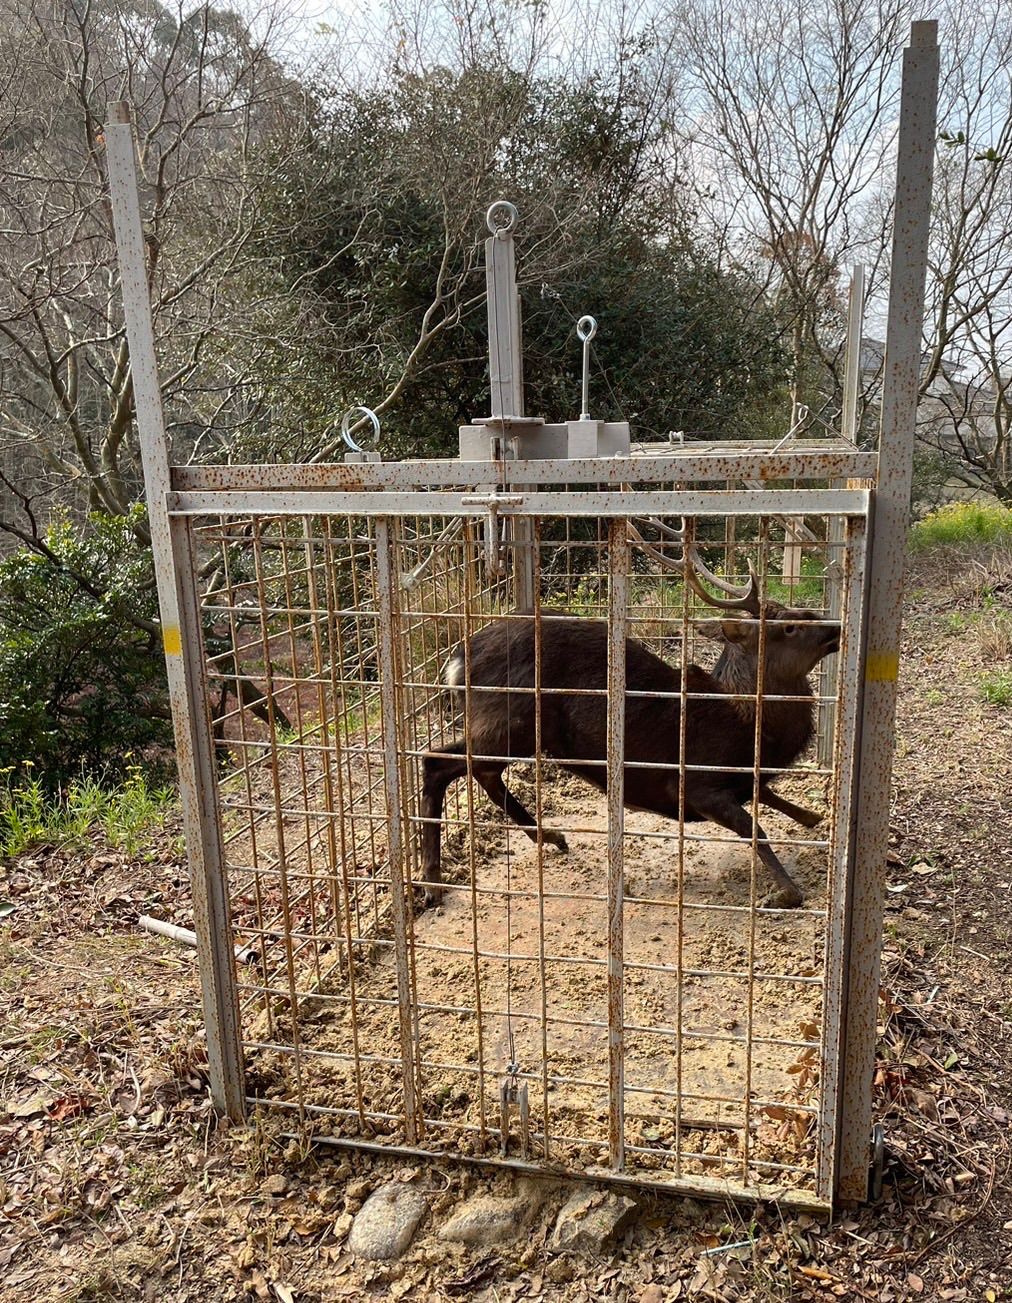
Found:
<box><xmin>404</xmin><ymin>753</ymin><xmax>836</xmax><ymax>777</ymax></box>
<box><xmin>402</xmin><ymin>684</ymin><xmax>843</xmax><ymax>703</ymax></box>
<box><xmin>270</xmin><ymin>1120</ymin><xmax>830</xmax><ymax>1212</ymax></box>
<box><xmin>246</xmin><ymin>1060</ymin><xmax>808</xmax><ymax>1120</ymax></box>
<box><xmin>227</xmin><ymin>877</ymin><xmax>829</xmax><ymax>922</ymax></box>
<box><xmin>172</xmin><ymin>446</ymin><xmax>875</xmax><ymax>491</ymax></box>
<box><xmin>238</xmin><ymin>977</ymin><xmax>823</xmax><ymax>1042</ymax></box>
<box><xmin>167</xmin><ymin>488</ymin><xmax>870</xmax><ymax>519</ymax></box>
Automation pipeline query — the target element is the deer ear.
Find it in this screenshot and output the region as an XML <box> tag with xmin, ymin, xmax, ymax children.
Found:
<box><xmin>718</xmin><ymin>619</ymin><xmax>752</xmax><ymax>644</ymax></box>
<box><xmin>694</xmin><ymin>620</ymin><xmax>725</xmax><ymax>641</ymax></box>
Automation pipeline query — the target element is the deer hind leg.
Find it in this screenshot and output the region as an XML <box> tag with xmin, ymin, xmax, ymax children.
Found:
<box><xmin>420</xmin><ymin>740</ymin><xmax>469</xmax><ymax>903</ymax></box>
<box><xmin>760</xmin><ymin>786</ymin><xmax>824</xmax><ymax>829</ymax></box>
<box><xmin>690</xmin><ymin>789</ymin><xmax>804</xmax><ymax>909</ymax></box>
<box><xmin>473</xmin><ymin>766</ymin><xmax>568</xmax><ymax>853</ymax></box>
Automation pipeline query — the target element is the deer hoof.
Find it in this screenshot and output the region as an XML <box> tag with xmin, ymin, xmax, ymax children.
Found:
<box><xmin>422</xmin><ymin>881</ymin><xmax>445</xmax><ymax>909</ymax></box>
<box><xmin>544</xmin><ymin>831</ymin><xmax>568</xmax><ymax>853</ymax></box>
<box><xmin>796</xmin><ymin>808</ymin><xmax>824</xmax><ymax>829</ymax></box>
<box><xmin>762</xmin><ymin>883</ymin><xmax>804</xmax><ymax>910</ymax></box>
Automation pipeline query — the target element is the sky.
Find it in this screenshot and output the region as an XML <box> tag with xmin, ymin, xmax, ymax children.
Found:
<box><xmin>229</xmin><ymin>0</ymin><xmax>1010</xmax><ymax>376</ymax></box>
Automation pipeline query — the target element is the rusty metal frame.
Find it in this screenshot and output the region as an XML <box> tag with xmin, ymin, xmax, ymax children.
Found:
<box><xmin>172</xmin><ymin>450</ymin><xmax>876</xmax><ymax>491</ymax></box>
<box><xmin>106</xmin><ymin>17</ymin><xmax>936</xmax><ymax>1211</ymax></box>
<box><xmin>165</xmin><ymin>492</ymin><xmax>868</xmax><ymax>1210</ymax></box>
<box><xmin>166</xmin><ymin>488</ymin><xmax>869</xmax><ymax>519</ymax></box>
<box><xmin>815</xmin><ymin>514</ymin><xmax>868</xmax><ymax>1203</ymax></box>
<box><xmin>374</xmin><ymin>517</ymin><xmax>422</xmax><ymax>1142</ymax></box>
<box><xmin>606</xmin><ymin>520</ymin><xmax>629</xmax><ymax>1171</ymax></box>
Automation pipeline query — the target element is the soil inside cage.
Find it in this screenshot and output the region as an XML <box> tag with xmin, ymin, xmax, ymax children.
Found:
<box><xmin>244</xmin><ymin>765</ymin><xmax>831</xmax><ymax>1193</ymax></box>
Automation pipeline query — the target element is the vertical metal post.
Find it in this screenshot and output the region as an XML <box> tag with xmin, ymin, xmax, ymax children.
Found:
<box><xmin>842</xmin><ymin>266</ymin><xmax>866</xmax><ymax>446</ymax></box>
<box><xmin>105</xmin><ymin>102</ymin><xmax>244</xmax><ymax>1118</ymax></box>
<box><xmin>817</xmin><ymin>509</ymin><xmax>844</xmax><ymax>769</ymax></box>
<box><xmin>485</xmin><ymin>202</ymin><xmax>535</xmax><ymax>609</ymax></box>
<box><xmin>485</xmin><ymin>203</ymin><xmax>524</xmax><ymax>421</ymax></box>
<box><xmin>782</xmin><ymin>518</ymin><xmax>803</xmax><ymax>585</ymax></box>
<box><xmin>819</xmin><ymin>269</ymin><xmax>864</xmax><ymax>767</ymax></box>
<box><xmin>836</xmin><ymin>22</ymin><xmax>938</xmax><ymax>1204</ymax></box>
<box><xmin>374</xmin><ymin>517</ymin><xmax>421</xmax><ymax>1143</ymax></box>
<box><xmin>606</xmin><ymin>521</ymin><xmax>628</xmax><ymax>1169</ymax></box>
<box><xmin>510</xmin><ymin>514</ymin><xmax>537</xmax><ymax>612</ymax></box>
<box><xmin>816</xmin><ymin>515</ymin><xmax>867</xmax><ymax>1202</ymax></box>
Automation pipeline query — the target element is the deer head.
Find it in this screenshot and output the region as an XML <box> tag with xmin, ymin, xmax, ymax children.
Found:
<box><xmin>627</xmin><ymin>516</ymin><xmax>840</xmax><ymax>678</ymax></box>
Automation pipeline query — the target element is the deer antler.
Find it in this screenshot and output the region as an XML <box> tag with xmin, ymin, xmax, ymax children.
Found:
<box><xmin>627</xmin><ymin>516</ymin><xmax>761</xmax><ymax>615</ymax></box>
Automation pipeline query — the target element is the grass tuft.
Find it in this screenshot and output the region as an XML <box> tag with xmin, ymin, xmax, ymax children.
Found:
<box><xmin>0</xmin><ymin>765</ymin><xmax>174</xmax><ymax>858</ymax></box>
<box><xmin>980</xmin><ymin>670</ymin><xmax>1012</xmax><ymax>708</ymax></box>
<box><xmin>979</xmin><ymin>614</ymin><xmax>1012</xmax><ymax>661</ymax></box>
<box><xmin>910</xmin><ymin>501</ymin><xmax>1012</xmax><ymax>552</ymax></box>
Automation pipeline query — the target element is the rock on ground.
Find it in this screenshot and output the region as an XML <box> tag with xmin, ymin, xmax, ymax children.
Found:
<box><xmin>439</xmin><ymin>1193</ymin><xmax>527</xmax><ymax>1245</ymax></box>
<box><xmin>550</xmin><ymin>1187</ymin><xmax>638</xmax><ymax>1254</ymax></box>
<box><xmin>439</xmin><ymin>1176</ymin><xmax>559</xmax><ymax>1246</ymax></box>
<box><xmin>347</xmin><ymin>1181</ymin><xmax>428</xmax><ymax>1260</ymax></box>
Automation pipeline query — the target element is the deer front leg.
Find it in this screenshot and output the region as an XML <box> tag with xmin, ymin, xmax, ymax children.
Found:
<box><xmin>690</xmin><ymin>789</ymin><xmax>804</xmax><ymax>909</ymax></box>
<box><xmin>420</xmin><ymin>742</ymin><xmax>469</xmax><ymax>905</ymax></box>
<box><xmin>473</xmin><ymin>767</ymin><xmax>568</xmax><ymax>853</ymax></box>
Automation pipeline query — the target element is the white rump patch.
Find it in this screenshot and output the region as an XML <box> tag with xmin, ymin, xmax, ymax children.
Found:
<box><xmin>443</xmin><ymin>652</ymin><xmax>465</xmax><ymax>689</ymax></box>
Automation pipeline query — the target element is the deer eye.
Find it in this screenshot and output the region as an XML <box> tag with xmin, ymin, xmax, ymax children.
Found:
<box><xmin>784</xmin><ymin>624</ymin><xmax>798</xmax><ymax>636</ymax></box>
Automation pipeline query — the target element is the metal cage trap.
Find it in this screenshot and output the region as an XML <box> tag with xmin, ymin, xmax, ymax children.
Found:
<box><xmin>105</xmin><ymin>23</ymin><xmax>939</xmax><ymax>1214</ymax></box>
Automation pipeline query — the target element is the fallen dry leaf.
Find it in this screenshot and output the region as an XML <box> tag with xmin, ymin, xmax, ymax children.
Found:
<box><xmin>46</xmin><ymin>1092</ymin><xmax>94</xmax><ymax>1122</ymax></box>
<box><xmin>798</xmin><ymin>1265</ymin><xmax>840</xmax><ymax>1283</ymax></box>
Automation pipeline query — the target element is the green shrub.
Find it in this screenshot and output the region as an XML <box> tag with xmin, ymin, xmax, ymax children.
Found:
<box><xmin>909</xmin><ymin>502</ymin><xmax>1012</xmax><ymax>552</ymax></box>
<box><xmin>0</xmin><ymin>509</ymin><xmax>172</xmax><ymax>786</ymax></box>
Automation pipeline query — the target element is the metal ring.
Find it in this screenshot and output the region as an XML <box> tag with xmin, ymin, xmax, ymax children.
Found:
<box><xmin>577</xmin><ymin>314</ymin><xmax>598</xmax><ymax>342</ymax></box>
<box><xmin>340</xmin><ymin>405</ymin><xmax>381</xmax><ymax>454</ymax></box>
<box><xmin>486</xmin><ymin>200</ymin><xmax>518</xmax><ymax>236</ymax></box>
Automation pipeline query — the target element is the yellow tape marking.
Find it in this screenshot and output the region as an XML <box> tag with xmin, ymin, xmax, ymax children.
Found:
<box><xmin>162</xmin><ymin>625</ymin><xmax>182</xmax><ymax>656</ymax></box>
<box><xmin>865</xmin><ymin>651</ymin><xmax>899</xmax><ymax>683</ymax></box>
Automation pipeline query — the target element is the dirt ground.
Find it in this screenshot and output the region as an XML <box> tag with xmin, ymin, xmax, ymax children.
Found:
<box><xmin>270</xmin><ymin>772</ymin><xmax>829</xmax><ymax>1190</ymax></box>
<box><xmin>2</xmin><ymin>542</ymin><xmax>1012</xmax><ymax>1301</ymax></box>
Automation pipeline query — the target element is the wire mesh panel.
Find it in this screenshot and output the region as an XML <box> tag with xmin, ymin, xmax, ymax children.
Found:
<box><xmin>172</xmin><ymin>490</ymin><xmax>868</xmax><ymax>1209</ymax></box>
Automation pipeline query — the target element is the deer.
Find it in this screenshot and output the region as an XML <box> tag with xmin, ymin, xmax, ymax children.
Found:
<box><xmin>419</xmin><ymin>520</ymin><xmax>840</xmax><ymax>910</ymax></box>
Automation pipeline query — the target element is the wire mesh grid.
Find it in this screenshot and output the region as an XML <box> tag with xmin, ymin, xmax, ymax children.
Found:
<box><xmin>183</xmin><ymin>498</ymin><xmax>866</xmax><ymax>1205</ymax></box>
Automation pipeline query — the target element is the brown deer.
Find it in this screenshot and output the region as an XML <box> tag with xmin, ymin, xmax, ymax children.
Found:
<box><xmin>419</xmin><ymin>527</ymin><xmax>839</xmax><ymax>909</ymax></box>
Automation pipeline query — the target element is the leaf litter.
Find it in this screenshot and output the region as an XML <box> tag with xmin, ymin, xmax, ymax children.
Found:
<box><xmin>1</xmin><ymin>547</ymin><xmax>1011</xmax><ymax>1300</ymax></box>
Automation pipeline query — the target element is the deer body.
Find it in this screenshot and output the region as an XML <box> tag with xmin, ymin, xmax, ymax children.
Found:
<box><xmin>420</xmin><ymin>605</ymin><xmax>839</xmax><ymax>909</ymax></box>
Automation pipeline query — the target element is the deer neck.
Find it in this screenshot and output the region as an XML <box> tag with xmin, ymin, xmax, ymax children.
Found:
<box><xmin>713</xmin><ymin>644</ymin><xmax>815</xmax><ymax>762</ymax></box>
